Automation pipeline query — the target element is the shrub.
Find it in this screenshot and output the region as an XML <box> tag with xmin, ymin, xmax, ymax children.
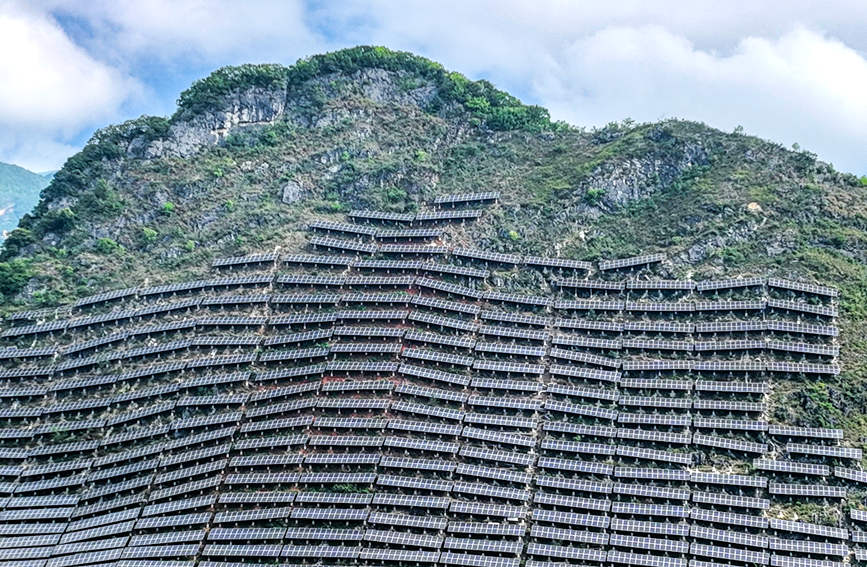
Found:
<box><xmin>224</xmin><ymin>199</ymin><xmax>235</xmax><ymax>212</ymax></box>
<box><xmin>95</xmin><ymin>238</ymin><xmax>121</xmax><ymax>254</ymax></box>
<box><xmin>1</xmin><ymin>228</ymin><xmax>35</xmax><ymax>259</ymax></box>
<box><xmin>507</xmin><ymin>230</ymin><xmax>520</xmax><ymax>241</ymax></box>
<box><xmin>78</xmin><ymin>179</ymin><xmax>124</xmax><ymax>217</ymax></box>
<box><xmin>860</xmin><ymin>176</ymin><xmax>867</xmax><ymax>186</ymax></box>
<box><xmin>0</xmin><ymin>258</ymin><xmax>32</xmax><ymax>298</ymax></box>
<box><xmin>183</xmin><ymin>240</ymin><xmax>196</xmax><ymax>252</ymax></box>
<box><xmin>42</xmin><ymin>208</ymin><xmax>76</xmax><ymax>233</ymax></box>
<box><xmin>385</xmin><ymin>187</ymin><xmax>407</xmax><ymax>203</ymax></box>
<box><xmin>584</xmin><ymin>188</ymin><xmax>606</xmax><ymax>205</ymax></box>
<box><xmin>161</xmin><ymin>202</ymin><xmax>175</xmax><ymax>215</ymax></box>
<box><xmin>315</xmin><ymin>200</ymin><xmax>346</xmax><ymax>213</ymax></box>
<box><xmin>141</xmin><ymin>227</ymin><xmax>158</xmax><ymax>242</ymax></box>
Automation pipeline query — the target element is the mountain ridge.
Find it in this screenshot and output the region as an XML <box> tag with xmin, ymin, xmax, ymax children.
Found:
<box><xmin>0</xmin><ymin>161</ymin><xmax>50</xmax><ymax>237</ymax></box>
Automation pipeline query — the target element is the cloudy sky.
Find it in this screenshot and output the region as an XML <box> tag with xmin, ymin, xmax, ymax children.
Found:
<box><xmin>1</xmin><ymin>0</ymin><xmax>865</xmax><ymax>174</ymax></box>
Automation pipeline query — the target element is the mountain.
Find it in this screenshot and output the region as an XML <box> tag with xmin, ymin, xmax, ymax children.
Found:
<box><xmin>0</xmin><ymin>44</ymin><xmax>866</xmax><ymax>559</ymax></box>
<box><xmin>2</xmin><ymin>46</ymin><xmax>866</xmax><ymax>435</ymax></box>
<box><xmin>0</xmin><ymin>161</ymin><xmax>50</xmax><ymax>236</ymax></box>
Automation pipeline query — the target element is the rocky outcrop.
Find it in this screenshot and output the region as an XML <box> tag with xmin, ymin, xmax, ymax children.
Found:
<box><xmin>129</xmin><ymin>86</ymin><xmax>287</xmax><ymax>159</ymax></box>
<box><xmin>128</xmin><ymin>69</ymin><xmax>444</xmax><ymax>161</ymax></box>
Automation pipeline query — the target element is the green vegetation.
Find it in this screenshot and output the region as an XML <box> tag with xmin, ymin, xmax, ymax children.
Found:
<box><xmin>0</xmin><ymin>258</ymin><xmax>31</xmax><ymax>300</ymax></box>
<box><xmin>161</xmin><ymin>202</ymin><xmax>176</xmax><ymax>215</ymax></box>
<box><xmin>0</xmin><ymin>162</ymin><xmax>50</xmax><ymax>234</ymax></box>
<box><xmin>584</xmin><ymin>187</ymin><xmax>605</xmax><ymax>205</ymax></box>
<box><xmin>141</xmin><ymin>227</ymin><xmax>158</xmax><ymax>242</ymax></box>
<box><xmin>177</xmin><ymin>46</ymin><xmax>555</xmax><ymax>132</ymax></box>
<box><xmin>95</xmin><ymin>237</ymin><xmax>122</xmax><ymax>254</ymax></box>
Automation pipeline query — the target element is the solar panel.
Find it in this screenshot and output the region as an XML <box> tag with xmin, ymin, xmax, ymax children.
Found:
<box><xmin>622</xmin><ymin>338</ymin><xmax>693</xmax><ymax>351</ymax></box>
<box><xmin>308</xmin><ymin>236</ymin><xmax>378</xmax><ymax>254</ymax></box>
<box><xmin>599</xmin><ymin>253</ymin><xmax>665</xmax><ymax>271</ymax></box>
<box><xmin>616</xmin><ymin>446</ymin><xmax>693</xmax><ymax>465</ymax></box>
<box><xmin>626</xmin><ymin>300</ymin><xmax>694</xmax><ymax>312</ymax></box>
<box><xmin>399</xmin><ymin>363</ymin><xmax>471</xmax><ymax>386</ymax></box>
<box><xmin>532</xmin><ymin>508</ymin><xmax>609</xmax><ymax>529</ymax></box>
<box><xmin>693</xmin><ymin>433</ymin><xmax>768</xmax><ymax>454</ymax></box>
<box><xmin>407</xmin><ymin>310</ymin><xmax>478</xmax><ymax>332</ymax></box>
<box><xmin>617</xmin><ymin>428</ymin><xmax>692</xmax><ymax>444</ymax></box>
<box><xmin>834</xmin><ymin>467</ymin><xmax>867</xmax><ymax>484</ymax></box>
<box><xmin>433</xmin><ymin>191</ymin><xmax>500</xmax><ymax>205</ymax></box>
<box><xmin>387</xmin><ymin>419</ymin><xmax>462</xmax><ymax>436</ymax></box>
<box><xmin>693</xmin><ymin>399</ymin><xmax>766</xmax><ymax>413</ymax></box>
<box><xmin>536</xmin><ymin>457</ymin><xmax>612</xmax><ymax>476</ymax></box>
<box><xmin>307</xmin><ymin>219</ymin><xmax>377</xmax><ymax>236</ymax></box>
<box><xmin>753</xmin><ymin>459</ymin><xmax>830</xmax><ymax>476</ymax></box>
<box><xmin>377</xmin><ymin>474</ymin><xmax>451</xmax><ymax>492</ymax></box>
<box><xmin>366</xmin><ymin>529</ymin><xmax>443</xmax><ymax>548</ymax></box>
<box><xmin>694</xmin><ymin>299</ymin><xmax>766</xmax><ymax>311</ymax></box>
<box><xmin>767</xmin><ymin>518</ymin><xmax>848</xmax><ymax>539</ymax></box>
<box><xmin>554</xmin><ymin>278</ymin><xmax>624</xmax><ymax>291</ymax></box>
<box><xmin>380</xmin><ymin>244</ymin><xmax>448</xmax><ymax>255</ymax></box>
<box><xmin>767</xmin><ymin>298</ymin><xmax>837</xmax><ymax>317</ymax></box>
<box><xmin>413</xmin><ymin>294</ymin><xmax>481</xmax><ymax>315</ymax></box>
<box><xmin>349</xmin><ymin>209</ymin><xmax>415</xmax><ymax>222</ymax></box>
<box><xmin>768</xmin><ymin>425</ymin><xmax>843</xmax><ymax>439</ymax></box>
<box><xmin>765</xmin><ymin>320</ymin><xmax>838</xmax><ymax>337</ymax></box>
<box><xmin>610</xmin><ymin>533</ymin><xmax>689</xmax><ymax>554</ymax></box>
<box><xmin>375</xmin><ymin>227</ymin><xmax>444</xmax><ymax>239</ymax></box>
<box><xmin>549</xmin><ymin>364</ymin><xmax>621</xmax><ymax>382</ymax></box>
<box><xmin>768</xmin><ymin>277</ymin><xmax>838</xmax><ymax>297</ymax></box>
<box><xmin>690</xmin><ymin>543</ymin><xmax>769</xmax><ymax>565</ymax></box>
<box><xmin>460</xmin><ymin>445</ymin><xmax>536</xmax><ymax>466</ymax></box>
<box><xmin>768</xmin><ymin>483</ymin><xmax>845</xmax><ymax>498</ymax></box>
<box><xmin>530</xmin><ymin>524</ymin><xmax>608</xmax><ymax>545</ymax></box>
<box><xmin>414</xmin><ymin>209</ymin><xmax>483</xmax><ymax>221</ymax></box>
<box><xmin>478</xmin><ymin>325</ymin><xmax>548</xmax><ymax>342</ymax></box>
<box><xmin>367</xmin><ymin>511</ymin><xmax>447</xmax><ymax>529</ymax></box>
<box><xmin>549</xmin><ymin>347</ymin><xmax>619</xmax><ymax>368</ymax></box>
<box><xmin>787</xmin><ymin>442</ymin><xmax>861</xmax><ymax>460</ymax></box>
<box><xmin>766</xmin><ymin>340</ymin><xmax>838</xmax><ymax>356</ymax></box>
<box><xmin>463</xmin><ymin>426</ymin><xmax>535</xmax><ymax>448</ymax></box>
<box><xmin>548</xmin><ymin>383</ymin><xmax>619</xmax><ymax>401</ymax></box>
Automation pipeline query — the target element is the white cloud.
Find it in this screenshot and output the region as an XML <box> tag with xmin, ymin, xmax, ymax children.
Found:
<box><xmin>47</xmin><ymin>0</ymin><xmax>325</xmax><ymax>64</ymax></box>
<box><xmin>1</xmin><ymin>0</ymin><xmax>866</xmax><ymax>174</ymax></box>
<box><xmin>534</xmin><ymin>26</ymin><xmax>867</xmax><ymax>173</ymax></box>
<box><xmin>322</xmin><ymin>0</ymin><xmax>867</xmax><ymax>173</ymax></box>
<box><xmin>0</xmin><ymin>2</ymin><xmax>139</xmax><ymax>171</ymax></box>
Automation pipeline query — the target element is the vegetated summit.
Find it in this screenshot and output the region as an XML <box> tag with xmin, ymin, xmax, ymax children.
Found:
<box><xmin>0</xmin><ymin>45</ymin><xmax>866</xmax><ymax>564</ymax></box>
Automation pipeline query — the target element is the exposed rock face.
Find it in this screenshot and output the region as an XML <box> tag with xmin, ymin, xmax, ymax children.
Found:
<box><xmin>129</xmin><ymin>69</ymin><xmax>441</xmax><ymax>161</ymax></box>
<box><xmin>129</xmin><ymin>86</ymin><xmax>287</xmax><ymax>159</ymax></box>
<box><xmin>281</xmin><ymin>180</ymin><xmax>306</xmax><ymax>205</ymax></box>
<box><xmin>585</xmin><ymin>142</ymin><xmax>709</xmax><ymax>210</ymax></box>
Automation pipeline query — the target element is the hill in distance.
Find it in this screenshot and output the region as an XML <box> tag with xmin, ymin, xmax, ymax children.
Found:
<box><xmin>1</xmin><ymin>44</ymin><xmax>866</xmax><ymax>437</ymax></box>
<box><xmin>0</xmin><ymin>161</ymin><xmax>51</xmax><ymax>236</ymax></box>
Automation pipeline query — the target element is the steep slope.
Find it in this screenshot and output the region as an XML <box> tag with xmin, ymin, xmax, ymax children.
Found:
<box><xmin>1</xmin><ymin>44</ymin><xmax>867</xmax><ymax>438</ymax></box>
<box><xmin>0</xmin><ymin>161</ymin><xmax>50</xmax><ymax>236</ymax></box>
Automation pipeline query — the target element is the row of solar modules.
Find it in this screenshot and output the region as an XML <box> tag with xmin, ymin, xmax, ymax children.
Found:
<box><xmin>6</xmin><ymin>267</ymin><xmax>836</xmax><ymax>327</ymax></box>
<box><xmin>1</xmin><ymin>299</ymin><xmax>840</xmax><ymax>344</ymax></box>
<box><xmin>2</xmin><ymin>492</ymin><xmax>867</xmax><ymax>566</ymax></box>
<box><xmin>0</xmin><ymin>329</ymin><xmax>838</xmax><ymax>380</ymax></box>
<box><xmin>0</xmin><ymin>351</ymin><xmax>841</xmax><ymax>391</ymax></box>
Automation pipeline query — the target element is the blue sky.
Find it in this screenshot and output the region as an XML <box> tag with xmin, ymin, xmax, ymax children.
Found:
<box><xmin>1</xmin><ymin>1</ymin><xmax>865</xmax><ymax>175</ymax></box>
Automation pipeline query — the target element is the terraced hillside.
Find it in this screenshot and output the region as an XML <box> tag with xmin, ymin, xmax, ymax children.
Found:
<box><xmin>0</xmin><ymin>194</ymin><xmax>865</xmax><ymax>567</ymax></box>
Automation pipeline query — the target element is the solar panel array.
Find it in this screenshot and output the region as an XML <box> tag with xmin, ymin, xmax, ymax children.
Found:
<box><xmin>0</xmin><ymin>206</ymin><xmax>856</xmax><ymax>567</ymax></box>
